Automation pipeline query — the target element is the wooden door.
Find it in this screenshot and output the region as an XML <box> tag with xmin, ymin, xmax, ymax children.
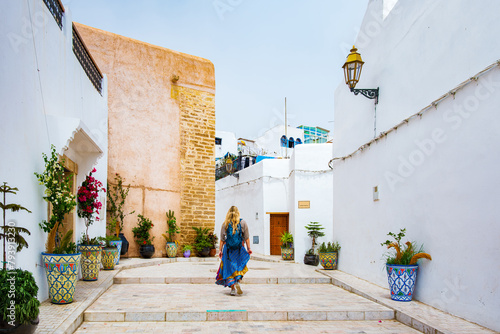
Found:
<box><xmin>270</xmin><ymin>214</ymin><xmax>289</xmax><ymax>255</ymax></box>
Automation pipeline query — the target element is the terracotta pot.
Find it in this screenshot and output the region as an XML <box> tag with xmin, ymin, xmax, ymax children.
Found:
<box><xmin>209</xmin><ymin>248</ymin><xmax>217</xmax><ymax>257</ymax></box>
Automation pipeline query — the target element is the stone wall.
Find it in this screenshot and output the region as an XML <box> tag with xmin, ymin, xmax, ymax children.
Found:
<box><xmin>175</xmin><ymin>85</ymin><xmax>216</xmax><ymax>246</ymax></box>
<box><xmin>75</xmin><ymin>23</ymin><xmax>215</xmax><ymax>257</ymax></box>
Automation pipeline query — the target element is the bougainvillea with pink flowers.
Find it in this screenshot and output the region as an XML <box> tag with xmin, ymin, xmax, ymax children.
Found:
<box><xmin>77</xmin><ymin>168</ymin><xmax>106</xmax><ymax>244</ymax></box>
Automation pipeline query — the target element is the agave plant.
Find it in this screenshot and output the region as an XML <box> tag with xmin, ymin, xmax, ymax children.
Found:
<box><xmin>381</xmin><ymin>228</ymin><xmax>432</xmax><ymax>265</ymax></box>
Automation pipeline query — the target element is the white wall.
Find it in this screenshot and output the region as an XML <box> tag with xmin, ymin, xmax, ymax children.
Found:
<box><xmin>332</xmin><ymin>0</ymin><xmax>500</xmax><ymax>330</ymax></box>
<box><xmin>0</xmin><ymin>0</ymin><xmax>108</xmax><ymax>301</ymax></box>
<box><xmin>334</xmin><ymin>0</ymin><xmax>500</xmax><ymax>156</ymax></box>
<box><xmin>216</xmin><ymin>162</ymin><xmax>268</xmax><ymax>255</ymax></box>
<box><xmin>290</xmin><ymin>144</ymin><xmax>334</xmax><ymax>262</ymax></box>
<box><xmin>216</xmin><ymin>144</ymin><xmax>333</xmax><ymax>260</ymax></box>
<box><xmin>215</xmin><ymin>130</ymin><xmax>237</xmax><ymax>159</ymax></box>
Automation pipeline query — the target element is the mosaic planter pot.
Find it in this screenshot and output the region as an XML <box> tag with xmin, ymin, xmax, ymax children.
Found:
<box><xmin>78</xmin><ymin>245</ymin><xmax>102</xmax><ymax>281</ymax></box>
<box><xmin>386</xmin><ymin>264</ymin><xmax>419</xmax><ymax>301</ymax></box>
<box><xmin>166</xmin><ymin>242</ymin><xmax>178</xmax><ymax>258</ymax></box>
<box><xmin>109</xmin><ymin>240</ymin><xmax>122</xmax><ymax>264</ymax></box>
<box><xmin>101</xmin><ymin>247</ymin><xmax>119</xmax><ymax>270</ymax></box>
<box><xmin>319</xmin><ymin>251</ymin><xmax>338</xmax><ymax>270</ymax></box>
<box><xmin>41</xmin><ymin>252</ymin><xmax>81</xmax><ymax>304</ymax></box>
<box><xmin>281</xmin><ymin>247</ymin><xmax>294</xmax><ymax>260</ymax></box>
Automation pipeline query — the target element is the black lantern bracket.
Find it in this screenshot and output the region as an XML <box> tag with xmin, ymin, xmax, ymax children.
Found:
<box><xmin>350</xmin><ymin>87</ymin><xmax>379</xmax><ymax>104</ymax></box>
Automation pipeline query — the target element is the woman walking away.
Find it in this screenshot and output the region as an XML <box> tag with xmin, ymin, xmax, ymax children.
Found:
<box><xmin>216</xmin><ymin>206</ymin><xmax>252</xmax><ymax>296</ymax></box>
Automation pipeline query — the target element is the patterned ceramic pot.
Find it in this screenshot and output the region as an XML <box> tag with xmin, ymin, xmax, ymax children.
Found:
<box><xmin>166</xmin><ymin>242</ymin><xmax>178</xmax><ymax>258</ymax></box>
<box><xmin>319</xmin><ymin>252</ymin><xmax>338</xmax><ymax>270</ymax></box>
<box><xmin>281</xmin><ymin>247</ymin><xmax>294</xmax><ymax>260</ymax></box>
<box><xmin>109</xmin><ymin>240</ymin><xmax>122</xmax><ymax>264</ymax></box>
<box><xmin>386</xmin><ymin>264</ymin><xmax>419</xmax><ymax>301</ymax></box>
<box><xmin>101</xmin><ymin>247</ymin><xmax>119</xmax><ymax>270</ymax></box>
<box><xmin>78</xmin><ymin>245</ymin><xmax>102</xmax><ymax>281</ymax></box>
<box><xmin>41</xmin><ymin>252</ymin><xmax>81</xmax><ymax>304</ymax></box>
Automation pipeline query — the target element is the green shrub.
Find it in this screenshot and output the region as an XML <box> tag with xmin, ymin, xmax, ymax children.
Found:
<box><xmin>0</xmin><ymin>269</ymin><xmax>40</xmax><ymax>325</ymax></box>
<box><xmin>318</xmin><ymin>241</ymin><xmax>341</xmax><ymax>253</ymax></box>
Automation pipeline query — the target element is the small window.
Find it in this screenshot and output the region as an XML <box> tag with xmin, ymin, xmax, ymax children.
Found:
<box><xmin>215</xmin><ymin>137</ymin><xmax>222</xmax><ymax>145</ymax></box>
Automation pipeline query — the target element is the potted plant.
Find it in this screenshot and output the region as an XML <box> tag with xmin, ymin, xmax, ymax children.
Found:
<box><xmin>132</xmin><ymin>214</ymin><xmax>155</xmax><ymax>258</ymax></box>
<box><xmin>1</xmin><ymin>183</ymin><xmax>31</xmax><ymax>270</ymax></box>
<box><xmin>280</xmin><ymin>231</ymin><xmax>294</xmax><ymax>260</ymax></box>
<box><xmin>182</xmin><ymin>245</ymin><xmax>193</xmax><ymax>258</ymax></box>
<box><xmin>192</xmin><ymin>227</ymin><xmax>211</xmax><ymax>257</ymax></box>
<box><xmin>0</xmin><ymin>183</ymin><xmax>40</xmax><ymax>333</ymax></box>
<box><xmin>35</xmin><ymin>145</ymin><xmax>80</xmax><ymax>304</ymax></box>
<box><xmin>107</xmin><ymin>173</ymin><xmax>135</xmax><ymax>257</ymax></box>
<box><xmin>0</xmin><ymin>269</ymin><xmax>40</xmax><ymax>334</ymax></box>
<box><xmin>381</xmin><ymin>228</ymin><xmax>432</xmax><ymax>301</ymax></box>
<box><xmin>304</xmin><ymin>222</ymin><xmax>325</xmax><ymax>266</ymax></box>
<box><xmin>98</xmin><ymin>236</ymin><xmax>119</xmax><ymax>270</ymax></box>
<box><xmin>162</xmin><ymin>210</ymin><xmax>179</xmax><ymax>258</ymax></box>
<box><xmin>76</xmin><ymin>168</ymin><xmax>105</xmax><ymax>281</ymax></box>
<box><xmin>318</xmin><ymin>241</ymin><xmax>341</xmax><ymax>270</ymax></box>
<box><xmin>208</xmin><ymin>231</ymin><xmax>218</xmax><ymax>257</ymax></box>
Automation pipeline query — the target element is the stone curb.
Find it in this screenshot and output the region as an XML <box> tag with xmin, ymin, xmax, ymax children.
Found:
<box><xmin>84</xmin><ymin>309</ymin><xmax>395</xmax><ymax>322</ymax></box>
<box><xmin>44</xmin><ymin>257</ymin><xmax>220</xmax><ymax>334</ymax></box>
<box><xmin>317</xmin><ymin>269</ymin><xmax>496</xmax><ymax>334</ymax></box>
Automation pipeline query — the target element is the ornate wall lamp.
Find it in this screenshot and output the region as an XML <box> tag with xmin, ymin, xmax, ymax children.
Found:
<box><xmin>342</xmin><ymin>46</ymin><xmax>379</xmax><ymax>104</ymax></box>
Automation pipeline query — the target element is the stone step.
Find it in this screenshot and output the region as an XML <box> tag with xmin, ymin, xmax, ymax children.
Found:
<box><xmin>75</xmin><ymin>320</ymin><xmax>422</xmax><ymax>333</ymax></box>
<box><xmin>84</xmin><ymin>284</ymin><xmax>394</xmax><ymax>322</ymax></box>
<box><xmin>114</xmin><ymin>276</ymin><xmax>332</xmax><ymax>284</ymax></box>
<box><xmin>113</xmin><ymin>259</ymin><xmax>330</xmax><ymax>284</ymax></box>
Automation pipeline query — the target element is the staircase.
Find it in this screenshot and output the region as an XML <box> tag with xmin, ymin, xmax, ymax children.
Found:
<box><xmin>74</xmin><ymin>258</ymin><xmax>422</xmax><ymax>333</ymax></box>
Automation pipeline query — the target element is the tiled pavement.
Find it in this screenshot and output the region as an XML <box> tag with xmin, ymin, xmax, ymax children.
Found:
<box><xmin>36</xmin><ymin>255</ymin><xmax>497</xmax><ymax>334</ymax></box>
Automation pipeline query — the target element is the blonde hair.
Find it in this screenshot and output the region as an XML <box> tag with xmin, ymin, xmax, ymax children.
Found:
<box><xmin>223</xmin><ymin>206</ymin><xmax>240</xmax><ymax>234</ymax></box>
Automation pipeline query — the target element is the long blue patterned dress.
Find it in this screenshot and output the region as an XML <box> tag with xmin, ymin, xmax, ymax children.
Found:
<box><xmin>215</xmin><ymin>222</ymin><xmax>250</xmax><ymax>288</ymax></box>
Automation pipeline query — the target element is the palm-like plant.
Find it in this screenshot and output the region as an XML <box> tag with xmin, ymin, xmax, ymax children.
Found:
<box><xmin>381</xmin><ymin>228</ymin><xmax>432</xmax><ymax>265</ymax></box>
<box><xmin>0</xmin><ymin>183</ymin><xmax>31</xmax><ymax>270</ymax></box>
<box><xmin>280</xmin><ymin>231</ymin><xmax>293</xmax><ymax>249</ymax></box>
<box><xmin>305</xmin><ymin>222</ymin><xmax>325</xmax><ymax>254</ymax></box>
<box><xmin>162</xmin><ymin>210</ymin><xmax>179</xmax><ymax>243</ymax></box>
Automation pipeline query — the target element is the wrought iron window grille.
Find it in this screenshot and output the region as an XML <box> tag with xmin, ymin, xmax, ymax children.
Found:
<box><xmin>72</xmin><ymin>24</ymin><xmax>103</xmax><ymax>94</ymax></box>
<box><xmin>42</xmin><ymin>0</ymin><xmax>64</xmax><ymax>29</ymax></box>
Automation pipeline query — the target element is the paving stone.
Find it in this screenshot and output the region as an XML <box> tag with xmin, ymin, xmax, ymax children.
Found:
<box><xmin>73</xmin><ymin>320</ymin><xmax>423</xmax><ymax>333</ymax></box>
<box><xmin>82</xmin><ymin>283</ymin><xmax>394</xmax><ymax>326</ymax></box>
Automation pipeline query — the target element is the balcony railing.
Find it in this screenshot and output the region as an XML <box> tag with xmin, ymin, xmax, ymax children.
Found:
<box><xmin>72</xmin><ymin>24</ymin><xmax>103</xmax><ymax>94</ymax></box>
<box><xmin>43</xmin><ymin>0</ymin><xmax>64</xmax><ymax>29</ymax></box>
<box><xmin>216</xmin><ymin>154</ymin><xmax>256</xmax><ymax>181</ymax></box>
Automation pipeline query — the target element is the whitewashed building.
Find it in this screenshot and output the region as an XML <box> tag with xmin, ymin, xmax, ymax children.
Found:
<box><xmin>216</xmin><ymin>143</ymin><xmax>333</xmax><ymax>260</ymax></box>
<box><xmin>215</xmin><ymin>130</ymin><xmax>238</xmax><ymax>159</ymax></box>
<box><xmin>254</xmin><ymin>125</ymin><xmax>305</xmax><ymax>158</ymax></box>
<box><xmin>331</xmin><ymin>0</ymin><xmax>500</xmax><ymax>331</ymax></box>
<box><xmin>0</xmin><ymin>0</ymin><xmax>108</xmax><ymax>301</ymax></box>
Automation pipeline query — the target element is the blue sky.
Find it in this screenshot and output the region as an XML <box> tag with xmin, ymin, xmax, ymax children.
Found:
<box><xmin>65</xmin><ymin>0</ymin><xmax>369</xmax><ymax>139</ymax></box>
